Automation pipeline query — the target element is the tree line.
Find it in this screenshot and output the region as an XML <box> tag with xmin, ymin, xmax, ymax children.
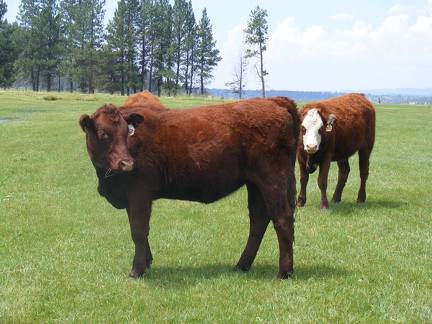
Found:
<box><xmin>0</xmin><ymin>0</ymin><xmax>221</xmax><ymax>96</ymax></box>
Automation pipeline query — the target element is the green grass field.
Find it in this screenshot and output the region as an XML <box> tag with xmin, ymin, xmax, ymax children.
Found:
<box><xmin>1</xmin><ymin>90</ymin><xmax>431</xmax><ymax>322</ymax></box>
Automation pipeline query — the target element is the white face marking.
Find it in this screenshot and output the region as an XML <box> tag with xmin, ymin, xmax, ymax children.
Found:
<box><xmin>302</xmin><ymin>109</ymin><xmax>323</xmax><ymax>154</ymax></box>
<box><xmin>128</xmin><ymin>124</ymin><xmax>135</xmax><ymax>136</ymax></box>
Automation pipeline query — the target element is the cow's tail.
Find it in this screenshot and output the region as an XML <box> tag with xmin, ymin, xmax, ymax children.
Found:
<box><xmin>270</xmin><ymin>96</ymin><xmax>300</xmax><ymax>216</ymax></box>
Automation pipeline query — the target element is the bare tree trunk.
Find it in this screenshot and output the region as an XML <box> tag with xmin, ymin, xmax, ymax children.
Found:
<box><xmin>189</xmin><ymin>46</ymin><xmax>195</xmax><ymax>95</ymax></box>
<box><xmin>36</xmin><ymin>66</ymin><xmax>40</xmax><ymax>92</ymax></box>
<box><xmin>121</xmin><ymin>55</ymin><xmax>125</xmax><ymax>96</ymax></box>
<box><xmin>148</xmin><ymin>44</ymin><xmax>154</xmax><ymax>93</ymax></box>
<box><xmin>184</xmin><ymin>49</ymin><xmax>189</xmax><ymax>93</ymax></box>
<box><xmin>200</xmin><ymin>72</ymin><xmax>204</xmax><ymax>95</ymax></box>
<box><xmin>141</xmin><ymin>35</ymin><xmax>146</xmax><ymax>91</ymax></box>
<box><xmin>47</xmin><ymin>74</ymin><xmax>51</xmax><ymax>92</ymax></box>
<box><xmin>175</xmin><ymin>38</ymin><xmax>181</xmax><ymax>95</ymax></box>
<box><xmin>31</xmin><ymin>68</ymin><xmax>36</xmax><ymax>91</ymax></box>
<box><xmin>157</xmin><ymin>77</ymin><xmax>162</xmax><ymax>96</ymax></box>
<box><xmin>259</xmin><ymin>41</ymin><xmax>265</xmax><ymax>98</ymax></box>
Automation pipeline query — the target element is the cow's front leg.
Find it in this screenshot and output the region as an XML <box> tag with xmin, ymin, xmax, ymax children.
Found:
<box><xmin>296</xmin><ymin>160</ymin><xmax>309</xmax><ymax>207</ymax></box>
<box><xmin>317</xmin><ymin>157</ymin><xmax>331</xmax><ymax>209</ymax></box>
<box><xmin>126</xmin><ymin>195</ymin><xmax>152</xmax><ymax>278</ymax></box>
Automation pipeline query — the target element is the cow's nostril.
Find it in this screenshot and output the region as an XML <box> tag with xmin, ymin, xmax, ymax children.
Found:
<box><xmin>120</xmin><ymin>160</ymin><xmax>134</xmax><ymax>171</ymax></box>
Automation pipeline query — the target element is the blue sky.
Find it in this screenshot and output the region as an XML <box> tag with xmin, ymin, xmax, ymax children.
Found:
<box><xmin>4</xmin><ymin>0</ymin><xmax>432</xmax><ymax>91</ymax></box>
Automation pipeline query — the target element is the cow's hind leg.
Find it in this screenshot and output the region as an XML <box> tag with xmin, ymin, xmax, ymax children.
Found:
<box><xmin>272</xmin><ymin>205</ymin><xmax>295</xmax><ymax>279</ymax></box>
<box><xmin>357</xmin><ymin>148</ymin><xmax>371</xmax><ymax>203</ymax></box>
<box><xmin>258</xmin><ymin>175</ymin><xmax>295</xmax><ymax>279</ymax></box>
<box><xmin>236</xmin><ymin>183</ymin><xmax>270</xmax><ymax>272</ymax></box>
<box><xmin>332</xmin><ymin>159</ymin><xmax>350</xmax><ymax>203</ymax></box>
<box><xmin>318</xmin><ymin>157</ymin><xmax>331</xmax><ymax>209</ymax></box>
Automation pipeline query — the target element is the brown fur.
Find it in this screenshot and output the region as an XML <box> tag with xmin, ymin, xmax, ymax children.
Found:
<box><xmin>79</xmin><ymin>92</ymin><xmax>300</xmax><ymax>279</ymax></box>
<box><xmin>297</xmin><ymin>93</ymin><xmax>375</xmax><ymax>209</ymax></box>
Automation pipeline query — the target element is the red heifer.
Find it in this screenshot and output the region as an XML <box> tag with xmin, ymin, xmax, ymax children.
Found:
<box><xmin>297</xmin><ymin>93</ymin><xmax>375</xmax><ymax>209</ymax></box>
<box><xmin>79</xmin><ymin>93</ymin><xmax>300</xmax><ymax>279</ymax></box>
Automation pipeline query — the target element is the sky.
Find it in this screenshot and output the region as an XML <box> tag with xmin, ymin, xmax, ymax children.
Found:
<box><xmin>4</xmin><ymin>0</ymin><xmax>432</xmax><ymax>91</ymax></box>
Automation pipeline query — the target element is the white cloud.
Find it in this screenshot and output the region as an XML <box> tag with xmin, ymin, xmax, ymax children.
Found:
<box><xmin>330</xmin><ymin>13</ymin><xmax>354</xmax><ymax>22</ymax></box>
<box><xmin>388</xmin><ymin>4</ymin><xmax>407</xmax><ymax>14</ymax></box>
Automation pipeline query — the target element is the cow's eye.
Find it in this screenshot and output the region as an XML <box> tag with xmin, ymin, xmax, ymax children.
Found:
<box><xmin>99</xmin><ymin>131</ymin><xmax>109</xmax><ymax>140</ymax></box>
<box><xmin>301</xmin><ymin>126</ymin><xmax>306</xmax><ymax>134</ymax></box>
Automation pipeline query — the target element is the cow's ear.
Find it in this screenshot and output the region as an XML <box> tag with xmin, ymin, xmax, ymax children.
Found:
<box><xmin>326</xmin><ymin>114</ymin><xmax>336</xmax><ymax>132</ymax></box>
<box><xmin>125</xmin><ymin>113</ymin><xmax>144</xmax><ymax>128</ymax></box>
<box><xmin>79</xmin><ymin>114</ymin><xmax>93</xmax><ymax>132</ymax></box>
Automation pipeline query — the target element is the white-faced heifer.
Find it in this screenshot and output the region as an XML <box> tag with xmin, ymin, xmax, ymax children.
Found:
<box><xmin>297</xmin><ymin>93</ymin><xmax>376</xmax><ymax>209</ymax></box>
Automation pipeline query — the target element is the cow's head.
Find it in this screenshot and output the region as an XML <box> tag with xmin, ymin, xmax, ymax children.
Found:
<box><xmin>301</xmin><ymin>108</ymin><xmax>336</xmax><ymax>154</ymax></box>
<box><xmin>79</xmin><ymin>104</ymin><xmax>144</xmax><ymax>172</ymax></box>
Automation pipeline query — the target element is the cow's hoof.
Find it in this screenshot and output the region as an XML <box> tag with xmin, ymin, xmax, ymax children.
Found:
<box><xmin>129</xmin><ymin>268</ymin><xmax>145</xmax><ymax>279</ymax></box>
<box><xmin>277</xmin><ymin>271</ymin><xmax>293</xmax><ymax>279</ymax></box>
<box><xmin>234</xmin><ymin>264</ymin><xmax>251</xmax><ymax>273</ymax></box>
<box><xmin>296</xmin><ymin>197</ymin><xmax>306</xmax><ymax>207</ymax></box>
<box><xmin>331</xmin><ymin>197</ymin><xmax>341</xmax><ymax>203</ymax></box>
<box><xmin>146</xmin><ymin>258</ymin><xmax>153</xmax><ymax>268</ymax></box>
<box><xmin>320</xmin><ymin>202</ymin><xmax>329</xmax><ymax>210</ymax></box>
<box><xmin>357</xmin><ymin>192</ymin><xmax>366</xmax><ymax>203</ymax></box>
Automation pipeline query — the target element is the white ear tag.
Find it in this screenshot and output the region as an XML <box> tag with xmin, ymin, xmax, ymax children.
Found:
<box><xmin>326</xmin><ymin>124</ymin><xmax>333</xmax><ymax>132</ymax></box>
<box><xmin>128</xmin><ymin>124</ymin><xmax>135</xmax><ymax>136</ymax></box>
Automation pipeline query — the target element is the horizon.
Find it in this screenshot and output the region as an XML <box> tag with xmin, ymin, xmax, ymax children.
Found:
<box><xmin>4</xmin><ymin>0</ymin><xmax>432</xmax><ymax>92</ymax></box>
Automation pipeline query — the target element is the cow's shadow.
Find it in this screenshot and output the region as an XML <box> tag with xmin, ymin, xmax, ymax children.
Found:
<box><xmin>138</xmin><ymin>262</ymin><xmax>350</xmax><ymax>289</ymax></box>
<box><xmin>321</xmin><ymin>199</ymin><xmax>404</xmax><ymax>216</ymax></box>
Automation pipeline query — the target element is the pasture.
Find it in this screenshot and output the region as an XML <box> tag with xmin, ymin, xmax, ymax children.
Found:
<box><xmin>0</xmin><ymin>90</ymin><xmax>431</xmax><ymax>322</ymax></box>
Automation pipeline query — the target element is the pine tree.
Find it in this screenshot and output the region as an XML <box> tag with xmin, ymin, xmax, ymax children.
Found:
<box><xmin>0</xmin><ymin>0</ymin><xmax>20</xmax><ymax>88</ymax></box>
<box><xmin>136</xmin><ymin>0</ymin><xmax>152</xmax><ymax>91</ymax></box>
<box><xmin>59</xmin><ymin>0</ymin><xmax>79</xmax><ymax>91</ymax></box>
<box><xmin>196</xmin><ymin>8</ymin><xmax>221</xmax><ymax>95</ymax></box>
<box><xmin>0</xmin><ymin>0</ymin><xmax>6</xmax><ymax>21</ymax></box>
<box><xmin>38</xmin><ymin>0</ymin><xmax>62</xmax><ymax>91</ymax></box>
<box><xmin>172</xmin><ymin>0</ymin><xmax>187</xmax><ymax>94</ymax></box>
<box><xmin>17</xmin><ymin>0</ymin><xmax>43</xmax><ymax>91</ymax></box>
<box><xmin>96</xmin><ymin>42</ymin><xmax>120</xmax><ymax>94</ymax></box>
<box><xmin>244</xmin><ymin>6</ymin><xmax>268</xmax><ymax>98</ymax></box>
<box><xmin>124</xmin><ymin>0</ymin><xmax>140</xmax><ymax>95</ymax></box>
<box><xmin>17</xmin><ymin>0</ymin><xmax>62</xmax><ymax>91</ymax></box>
<box><xmin>181</xmin><ymin>0</ymin><xmax>195</xmax><ymax>94</ymax></box>
<box><xmin>150</xmin><ymin>0</ymin><xmax>173</xmax><ymax>96</ymax></box>
<box><xmin>106</xmin><ymin>0</ymin><xmax>127</xmax><ymax>95</ymax></box>
<box><xmin>60</xmin><ymin>0</ymin><xmax>105</xmax><ymax>93</ymax></box>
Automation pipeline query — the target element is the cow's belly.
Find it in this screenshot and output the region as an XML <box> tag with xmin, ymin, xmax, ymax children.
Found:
<box><xmin>156</xmin><ymin>145</ymin><xmax>247</xmax><ymax>203</ymax></box>
<box><xmin>159</xmin><ymin>178</ymin><xmax>245</xmax><ymax>203</ymax></box>
<box><xmin>332</xmin><ymin>132</ymin><xmax>366</xmax><ymax>161</ymax></box>
<box><xmin>157</xmin><ymin>167</ymin><xmax>246</xmax><ymax>203</ymax></box>
<box><xmin>332</xmin><ymin>147</ymin><xmax>359</xmax><ymax>161</ymax></box>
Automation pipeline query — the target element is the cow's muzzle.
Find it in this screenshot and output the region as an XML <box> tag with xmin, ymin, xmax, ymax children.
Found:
<box><xmin>305</xmin><ymin>144</ymin><xmax>318</xmax><ymax>154</ymax></box>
